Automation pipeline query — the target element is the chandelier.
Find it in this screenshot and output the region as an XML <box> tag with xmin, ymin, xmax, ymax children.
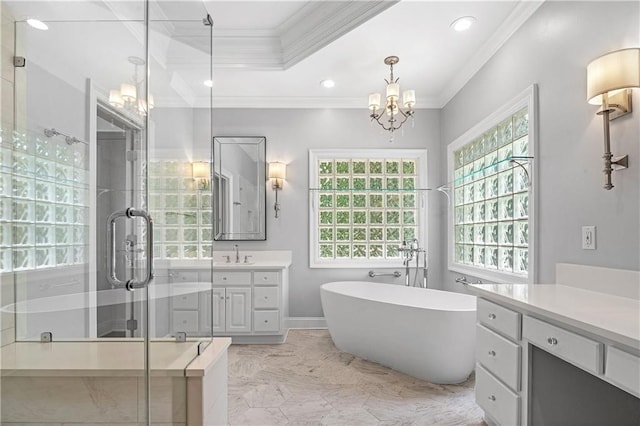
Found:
<box><xmin>108</xmin><ymin>56</ymin><xmax>154</xmax><ymax>117</ymax></box>
<box><xmin>368</xmin><ymin>56</ymin><xmax>415</xmax><ymax>141</ymax></box>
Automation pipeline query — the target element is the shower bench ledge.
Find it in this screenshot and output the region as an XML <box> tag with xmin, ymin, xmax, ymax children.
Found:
<box><xmin>1</xmin><ymin>337</ymin><xmax>231</xmax><ymax>425</ymax></box>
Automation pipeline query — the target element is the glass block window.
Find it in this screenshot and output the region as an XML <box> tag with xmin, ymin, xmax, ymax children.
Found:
<box><xmin>448</xmin><ymin>86</ymin><xmax>536</xmax><ymax>283</ymax></box>
<box><xmin>0</xmin><ymin>126</ymin><xmax>89</xmax><ymax>273</ymax></box>
<box><xmin>309</xmin><ymin>149</ymin><xmax>427</xmax><ymax>268</ymax></box>
<box><xmin>148</xmin><ymin>160</ymin><xmax>212</xmax><ymax>259</ymax></box>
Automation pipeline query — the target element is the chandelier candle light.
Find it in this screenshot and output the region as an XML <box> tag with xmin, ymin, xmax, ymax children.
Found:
<box><xmin>109</xmin><ymin>56</ymin><xmax>154</xmax><ymax>117</ymax></box>
<box><xmin>368</xmin><ymin>56</ymin><xmax>416</xmax><ymax>142</ymax></box>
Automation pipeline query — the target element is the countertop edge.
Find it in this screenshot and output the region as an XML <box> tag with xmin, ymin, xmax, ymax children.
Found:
<box><xmin>469</xmin><ymin>284</ymin><xmax>640</xmax><ymax>350</ymax></box>
<box><xmin>184</xmin><ymin>337</ymin><xmax>232</xmax><ymax>377</ymax></box>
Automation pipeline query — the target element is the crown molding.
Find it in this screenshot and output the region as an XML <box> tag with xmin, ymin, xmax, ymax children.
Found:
<box><xmin>278</xmin><ymin>0</ymin><xmax>398</xmax><ymax>69</ymax></box>
<box><xmin>155</xmin><ymin>95</ymin><xmax>440</xmax><ymax>109</ymax></box>
<box><xmin>437</xmin><ymin>0</ymin><xmax>545</xmax><ymax>108</ymax></box>
<box><xmin>207</xmin><ymin>1</ymin><xmax>397</xmax><ymax>70</ymax></box>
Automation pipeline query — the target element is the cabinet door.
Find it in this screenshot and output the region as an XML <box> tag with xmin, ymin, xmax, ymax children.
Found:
<box><xmin>226</xmin><ymin>287</ymin><xmax>252</xmax><ymax>333</ymax></box>
<box><xmin>209</xmin><ymin>288</ymin><xmax>225</xmax><ymax>333</ymax></box>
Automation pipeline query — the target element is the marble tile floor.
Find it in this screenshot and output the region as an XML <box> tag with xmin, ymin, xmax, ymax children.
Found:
<box><xmin>228</xmin><ymin>329</ymin><xmax>486</xmax><ymax>426</ymax></box>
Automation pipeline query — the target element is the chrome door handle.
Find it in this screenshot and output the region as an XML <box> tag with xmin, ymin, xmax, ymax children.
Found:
<box><xmin>107</xmin><ymin>207</ymin><xmax>154</xmax><ymax>291</ymax></box>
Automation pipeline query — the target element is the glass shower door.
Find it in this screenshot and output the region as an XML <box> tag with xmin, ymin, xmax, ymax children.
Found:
<box><xmin>10</xmin><ymin>7</ymin><xmax>157</xmax><ymax>424</ymax></box>
<box><xmin>5</xmin><ymin>1</ymin><xmax>213</xmax><ymax>424</ymax></box>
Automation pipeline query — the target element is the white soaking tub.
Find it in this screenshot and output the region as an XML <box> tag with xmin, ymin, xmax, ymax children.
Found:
<box><xmin>320</xmin><ymin>281</ymin><xmax>477</xmax><ymax>384</ymax></box>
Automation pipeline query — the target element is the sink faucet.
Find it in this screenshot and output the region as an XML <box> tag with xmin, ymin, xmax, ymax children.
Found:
<box><xmin>234</xmin><ymin>244</ymin><xmax>240</xmax><ymax>263</ymax></box>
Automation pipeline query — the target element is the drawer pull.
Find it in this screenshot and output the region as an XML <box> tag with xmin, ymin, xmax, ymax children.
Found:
<box><xmin>488</xmin><ymin>350</ymin><xmax>496</xmax><ymax>357</ymax></box>
<box><xmin>488</xmin><ymin>313</ymin><xmax>496</xmax><ymax>320</ymax></box>
<box><xmin>262</xmin><ymin>276</ymin><xmax>268</xmax><ymax>280</ymax></box>
<box><xmin>488</xmin><ymin>395</ymin><xmax>496</xmax><ymax>402</ymax></box>
<box><xmin>547</xmin><ymin>337</ymin><xmax>558</xmax><ymax>346</ymax></box>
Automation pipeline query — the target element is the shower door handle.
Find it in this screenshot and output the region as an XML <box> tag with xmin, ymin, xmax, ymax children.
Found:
<box><xmin>107</xmin><ymin>208</ymin><xmax>154</xmax><ymax>291</ymax></box>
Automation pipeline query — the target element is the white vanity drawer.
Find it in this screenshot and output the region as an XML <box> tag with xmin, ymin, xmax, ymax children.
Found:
<box><xmin>605</xmin><ymin>346</ymin><xmax>640</xmax><ymax>398</ymax></box>
<box><xmin>475</xmin><ymin>364</ymin><xmax>520</xmax><ymax>426</ymax></box>
<box><xmin>212</xmin><ymin>271</ymin><xmax>251</xmax><ymax>285</ymax></box>
<box><xmin>172</xmin><ymin>291</ymin><xmax>199</xmax><ymax>310</ymax></box>
<box><xmin>253</xmin><ymin>310</ymin><xmax>280</xmax><ymax>332</ymax></box>
<box><xmin>254</xmin><ymin>271</ymin><xmax>280</xmax><ymax>285</ymax></box>
<box><xmin>253</xmin><ymin>286</ymin><xmax>279</xmax><ymax>309</ymax></box>
<box><xmin>523</xmin><ymin>315</ymin><xmax>603</xmax><ymax>375</ymax></box>
<box><xmin>172</xmin><ymin>310</ymin><xmax>199</xmax><ymax>333</ymax></box>
<box><xmin>170</xmin><ymin>271</ymin><xmax>198</xmax><ymax>283</ymax></box>
<box><xmin>476</xmin><ymin>325</ymin><xmax>521</xmax><ymax>391</ymax></box>
<box><xmin>478</xmin><ymin>298</ymin><xmax>521</xmax><ymax>341</ymax></box>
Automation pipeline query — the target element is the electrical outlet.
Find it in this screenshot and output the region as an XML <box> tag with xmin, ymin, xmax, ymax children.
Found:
<box><xmin>582</xmin><ymin>226</ymin><xmax>596</xmax><ymax>250</ymax></box>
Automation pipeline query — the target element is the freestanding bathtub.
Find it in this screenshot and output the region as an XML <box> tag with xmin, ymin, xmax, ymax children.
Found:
<box><xmin>320</xmin><ymin>281</ymin><xmax>477</xmax><ymax>384</ymax></box>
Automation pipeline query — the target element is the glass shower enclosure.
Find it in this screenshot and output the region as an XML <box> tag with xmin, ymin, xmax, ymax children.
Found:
<box><xmin>1</xmin><ymin>1</ymin><xmax>213</xmax><ymax>423</ymax></box>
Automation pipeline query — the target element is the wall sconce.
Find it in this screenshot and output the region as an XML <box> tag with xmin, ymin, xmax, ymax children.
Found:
<box><xmin>268</xmin><ymin>161</ymin><xmax>286</xmax><ymax>218</ymax></box>
<box><xmin>192</xmin><ymin>161</ymin><xmax>210</xmax><ymax>190</ymax></box>
<box><xmin>587</xmin><ymin>47</ymin><xmax>640</xmax><ymax>190</ymax></box>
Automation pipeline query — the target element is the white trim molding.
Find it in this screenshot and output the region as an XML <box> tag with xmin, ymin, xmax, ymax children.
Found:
<box><xmin>446</xmin><ymin>84</ymin><xmax>538</xmax><ymax>284</ymax></box>
<box><xmin>286</xmin><ymin>317</ymin><xmax>328</xmax><ymax>329</ymax></box>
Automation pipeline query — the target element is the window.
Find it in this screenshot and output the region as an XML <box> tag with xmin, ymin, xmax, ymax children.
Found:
<box><xmin>309</xmin><ymin>149</ymin><xmax>428</xmax><ymax>268</ymax></box>
<box><xmin>148</xmin><ymin>160</ymin><xmax>213</xmax><ymax>259</ymax></box>
<box><xmin>447</xmin><ymin>85</ymin><xmax>536</xmax><ymax>283</ymax></box>
<box><xmin>0</xmin><ymin>127</ymin><xmax>89</xmax><ymax>272</ymax></box>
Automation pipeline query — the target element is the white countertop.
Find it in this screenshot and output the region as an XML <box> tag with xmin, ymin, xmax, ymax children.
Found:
<box><xmin>1</xmin><ymin>338</ymin><xmax>231</xmax><ymax>378</ymax></box>
<box><xmin>469</xmin><ymin>284</ymin><xmax>640</xmax><ymax>350</ymax></box>
<box><xmin>156</xmin><ymin>250</ymin><xmax>292</xmax><ymax>270</ymax></box>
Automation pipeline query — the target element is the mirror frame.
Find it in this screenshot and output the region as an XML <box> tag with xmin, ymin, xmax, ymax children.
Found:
<box><xmin>213</xmin><ymin>136</ymin><xmax>267</xmax><ymax>241</ymax></box>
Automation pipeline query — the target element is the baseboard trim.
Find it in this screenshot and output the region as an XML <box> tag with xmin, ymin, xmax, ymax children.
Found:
<box><xmin>286</xmin><ymin>317</ymin><xmax>327</xmax><ymax>329</ymax></box>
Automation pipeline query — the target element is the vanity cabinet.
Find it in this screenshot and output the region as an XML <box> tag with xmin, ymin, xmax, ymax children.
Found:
<box><xmin>168</xmin><ymin>256</ymin><xmax>290</xmax><ymax>344</ymax></box>
<box><xmin>471</xmin><ymin>282</ymin><xmax>640</xmax><ymax>426</ymax></box>
<box><xmin>209</xmin><ymin>287</ymin><xmax>252</xmax><ymax>334</ymax></box>
<box><xmin>475</xmin><ymin>298</ymin><xmax>522</xmax><ymax>426</ymax></box>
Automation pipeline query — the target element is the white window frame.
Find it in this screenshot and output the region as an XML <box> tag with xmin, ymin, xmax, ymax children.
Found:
<box><xmin>447</xmin><ymin>84</ymin><xmax>537</xmax><ymax>284</ymax></box>
<box><xmin>309</xmin><ymin>148</ymin><xmax>428</xmax><ymax>268</ymax></box>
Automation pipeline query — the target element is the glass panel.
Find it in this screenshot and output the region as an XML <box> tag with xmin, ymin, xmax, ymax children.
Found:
<box><xmin>8</xmin><ymin>5</ymin><xmax>213</xmax><ymax>425</ymax></box>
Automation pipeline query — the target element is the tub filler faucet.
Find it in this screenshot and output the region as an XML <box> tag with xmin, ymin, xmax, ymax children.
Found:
<box><xmin>398</xmin><ymin>239</ymin><xmax>428</xmax><ymax>288</ymax></box>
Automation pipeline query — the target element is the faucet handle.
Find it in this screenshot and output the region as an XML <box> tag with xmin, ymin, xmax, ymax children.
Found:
<box><xmin>224</xmin><ymin>255</ymin><xmax>231</xmax><ymax>263</ymax></box>
<box><xmin>244</xmin><ymin>255</ymin><xmax>253</xmax><ymax>264</ymax></box>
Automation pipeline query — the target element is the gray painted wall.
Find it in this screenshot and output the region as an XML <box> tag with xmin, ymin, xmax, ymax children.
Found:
<box><xmin>440</xmin><ymin>1</ymin><xmax>640</xmax><ymax>293</ymax></box>
<box><xmin>187</xmin><ymin>108</ymin><xmax>444</xmax><ymax>317</ymax></box>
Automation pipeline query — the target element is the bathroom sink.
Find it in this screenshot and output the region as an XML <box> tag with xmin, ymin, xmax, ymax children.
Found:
<box><xmin>212</xmin><ymin>261</ymin><xmax>255</xmax><ymax>267</ymax></box>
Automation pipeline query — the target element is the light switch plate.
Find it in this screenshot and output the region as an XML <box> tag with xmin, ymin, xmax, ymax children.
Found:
<box><xmin>582</xmin><ymin>226</ymin><xmax>596</xmax><ymax>250</ymax></box>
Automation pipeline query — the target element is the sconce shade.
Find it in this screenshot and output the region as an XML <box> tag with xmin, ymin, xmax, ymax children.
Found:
<box><xmin>268</xmin><ymin>162</ymin><xmax>286</xmax><ymax>180</ymax></box>
<box><xmin>587</xmin><ymin>48</ymin><xmax>640</xmax><ymax>105</ymax></box>
<box><xmin>192</xmin><ymin>161</ymin><xmax>210</xmax><ymax>179</ymax></box>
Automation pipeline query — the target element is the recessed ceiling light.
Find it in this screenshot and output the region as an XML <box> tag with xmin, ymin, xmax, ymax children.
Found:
<box><xmin>450</xmin><ymin>16</ymin><xmax>476</xmax><ymax>32</ymax></box>
<box><xmin>320</xmin><ymin>79</ymin><xmax>335</xmax><ymax>88</ymax></box>
<box><xmin>26</xmin><ymin>19</ymin><xmax>48</xmax><ymax>31</ymax></box>
<box><xmin>204</xmin><ymin>80</ymin><xmax>213</xmax><ymax>87</ymax></box>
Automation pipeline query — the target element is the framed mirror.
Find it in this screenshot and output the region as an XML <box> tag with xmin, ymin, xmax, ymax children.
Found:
<box><xmin>213</xmin><ymin>136</ymin><xmax>266</xmax><ymax>240</ymax></box>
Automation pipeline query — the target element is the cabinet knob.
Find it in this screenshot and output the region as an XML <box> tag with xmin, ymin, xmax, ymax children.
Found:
<box><xmin>488</xmin><ymin>313</ymin><xmax>496</xmax><ymax>320</ymax></box>
<box><xmin>264</xmin><ymin>320</ymin><xmax>268</xmax><ymax>323</ymax></box>
<box><xmin>488</xmin><ymin>350</ymin><xmax>496</xmax><ymax>357</ymax></box>
<box><xmin>223</xmin><ymin>277</ymin><xmax>227</xmax><ymax>281</ymax></box>
<box><xmin>264</xmin><ymin>296</ymin><xmax>268</xmax><ymax>300</ymax></box>
<box><xmin>547</xmin><ymin>337</ymin><xmax>558</xmax><ymax>346</ymax></box>
<box><xmin>488</xmin><ymin>395</ymin><xmax>496</xmax><ymax>402</ymax></box>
